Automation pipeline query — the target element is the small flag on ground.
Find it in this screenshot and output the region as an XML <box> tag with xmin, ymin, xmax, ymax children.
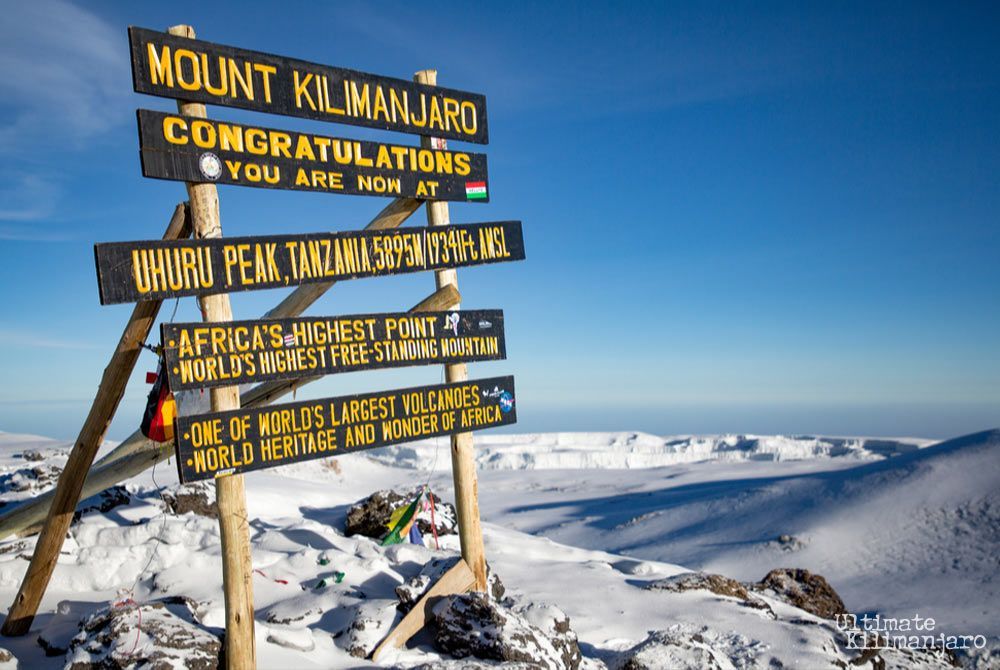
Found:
<box><xmin>381</xmin><ymin>491</ymin><xmax>423</xmax><ymax>546</ymax></box>
<box><xmin>283</xmin><ymin>333</ymin><xmax>296</xmax><ymax>347</ymax></box>
<box><xmin>465</xmin><ymin>181</ymin><xmax>487</xmax><ymax>200</ymax></box>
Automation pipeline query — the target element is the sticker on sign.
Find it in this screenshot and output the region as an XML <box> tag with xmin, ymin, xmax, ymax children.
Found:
<box><xmin>466</xmin><ymin>181</ymin><xmax>488</xmax><ymax>200</ymax></box>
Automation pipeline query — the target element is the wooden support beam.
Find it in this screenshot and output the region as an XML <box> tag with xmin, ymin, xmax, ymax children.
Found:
<box><xmin>370</xmin><ymin>558</ymin><xmax>475</xmax><ymax>661</ymax></box>
<box><xmin>1</xmin><ymin>203</ymin><xmax>190</xmax><ymax>637</ymax></box>
<box><xmin>0</xmin><ymin>198</ymin><xmax>428</xmax><ymax>540</ymax></box>
<box><xmin>415</xmin><ymin>69</ymin><xmax>490</xmax><ymax>593</ymax></box>
<box><xmin>166</xmin><ymin>24</ymin><xmax>254</xmax><ymax>670</ymax></box>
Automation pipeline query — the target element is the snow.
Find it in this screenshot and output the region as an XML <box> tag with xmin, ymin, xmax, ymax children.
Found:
<box><xmin>0</xmin><ymin>428</ymin><xmax>994</xmax><ymax>668</ymax></box>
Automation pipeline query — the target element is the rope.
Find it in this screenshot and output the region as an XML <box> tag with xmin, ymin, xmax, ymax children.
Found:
<box><xmin>111</xmin><ymin>596</ymin><xmax>142</xmax><ymax>656</ymax></box>
<box><xmin>112</xmin><ymin>459</ymin><xmax>173</xmax><ymax>658</ymax></box>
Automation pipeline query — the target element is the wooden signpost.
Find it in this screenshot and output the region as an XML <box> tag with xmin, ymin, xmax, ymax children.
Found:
<box><xmin>162</xmin><ymin>309</ymin><xmax>506</xmax><ymax>390</ymax></box>
<box><xmin>137</xmin><ymin>109</ymin><xmax>490</xmax><ymax>201</ymax></box>
<box><xmin>6</xmin><ymin>22</ymin><xmax>525</xmax><ymax>670</ymax></box>
<box><xmin>94</xmin><ymin>221</ymin><xmax>524</xmax><ymax>304</ymax></box>
<box><xmin>176</xmin><ymin>376</ymin><xmax>516</xmax><ymax>482</ymax></box>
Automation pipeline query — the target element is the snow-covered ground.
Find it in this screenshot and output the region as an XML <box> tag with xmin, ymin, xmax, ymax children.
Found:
<box><xmin>0</xmin><ymin>428</ymin><xmax>995</xmax><ymax>668</ymax></box>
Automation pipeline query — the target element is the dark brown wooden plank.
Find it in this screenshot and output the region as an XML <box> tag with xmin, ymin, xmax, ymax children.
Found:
<box><xmin>175</xmin><ymin>375</ymin><xmax>517</xmax><ymax>482</ymax></box>
<box><xmin>94</xmin><ymin>221</ymin><xmax>525</xmax><ymax>305</ymax></box>
<box><xmin>129</xmin><ymin>27</ymin><xmax>488</xmax><ymax>144</ymax></box>
<box><xmin>162</xmin><ymin>309</ymin><xmax>505</xmax><ymax>390</ymax></box>
<box><xmin>136</xmin><ymin>110</ymin><xmax>489</xmax><ymax>201</ymax></box>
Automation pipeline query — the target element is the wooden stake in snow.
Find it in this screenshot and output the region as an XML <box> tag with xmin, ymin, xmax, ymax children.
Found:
<box><xmin>167</xmin><ymin>24</ymin><xmax>255</xmax><ymax>670</ymax></box>
<box><xmin>415</xmin><ymin>68</ymin><xmax>490</xmax><ymax>593</ymax></box>
<box><xmin>1</xmin><ymin>203</ymin><xmax>190</xmax><ymax>637</ymax></box>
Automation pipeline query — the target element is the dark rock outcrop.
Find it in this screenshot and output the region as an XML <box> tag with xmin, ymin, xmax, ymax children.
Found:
<box><xmin>0</xmin><ymin>463</ymin><xmax>62</xmax><ymax>493</ymax></box>
<box><xmin>336</xmin><ymin>599</ymin><xmax>399</xmax><ymax>659</ymax></box>
<box><xmin>645</xmin><ymin>572</ymin><xmax>751</xmax><ymax>600</ymax></box>
<box><xmin>753</xmin><ymin>568</ymin><xmax>845</xmax><ymax>619</ymax></box>
<box><xmin>615</xmin><ymin>628</ymin><xmax>758</xmax><ymax>670</ymax></box>
<box><xmin>162</xmin><ymin>482</ymin><xmax>218</xmax><ymax>519</ymax></box>
<box><xmin>64</xmin><ymin>599</ymin><xmax>221</xmax><ymax>669</ymax></box>
<box><xmin>345</xmin><ymin>488</ymin><xmax>456</xmax><ymax>540</ymax></box>
<box><xmin>645</xmin><ymin>572</ymin><xmax>774</xmax><ymax>617</ymax></box>
<box><xmin>431</xmin><ymin>592</ymin><xmax>582</xmax><ymax>670</ymax></box>
<box><xmin>73</xmin><ymin>486</ymin><xmax>133</xmax><ymax>524</ymax></box>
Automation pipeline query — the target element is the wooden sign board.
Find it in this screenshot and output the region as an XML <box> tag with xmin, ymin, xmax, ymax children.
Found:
<box><xmin>129</xmin><ymin>26</ymin><xmax>488</xmax><ymax>144</ymax></box>
<box><xmin>94</xmin><ymin>221</ymin><xmax>524</xmax><ymax>304</ymax></box>
<box><xmin>174</xmin><ymin>376</ymin><xmax>517</xmax><ymax>482</ymax></box>
<box><xmin>137</xmin><ymin>110</ymin><xmax>489</xmax><ymax>201</ymax></box>
<box><xmin>162</xmin><ymin>309</ymin><xmax>506</xmax><ymax>391</ymax></box>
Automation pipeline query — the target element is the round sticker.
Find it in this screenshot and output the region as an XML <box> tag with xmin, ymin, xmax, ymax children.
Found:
<box><xmin>198</xmin><ymin>152</ymin><xmax>222</xmax><ymax>181</ymax></box>
<box><xmin>499</xmin><ymin>391</ymin><xmax>514</xmax><ymax>413</ymax></box>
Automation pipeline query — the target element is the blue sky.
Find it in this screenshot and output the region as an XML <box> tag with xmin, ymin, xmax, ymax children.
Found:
<box><xmin>0</xmin><ymin>1</ymin><xmax>997</xmax><ymax>441</ymax></box>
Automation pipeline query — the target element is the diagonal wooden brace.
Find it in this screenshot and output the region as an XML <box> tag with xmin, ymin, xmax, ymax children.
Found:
<box><xmin>370</xmin><ymin>557</ymin><xmax>476</xmax><ymax>661</ymax></box>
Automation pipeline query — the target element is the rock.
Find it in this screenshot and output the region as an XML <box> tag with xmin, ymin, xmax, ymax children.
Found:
<box><xmin>21</xmin><ymin>449</ymin><xmax>46</xmax><ymax>461</ymax></box>
<box><xmin>64</xmin><ymin>599</ymin><xmax>221</xmax><ymax>670</ymax></box>
<box><xmin>345</xmin><ymin>488</ymin><xmax>456</xmax><ymax>540</ymax></box>
<box><xmin>831</xmin><ymin>629</ymin><xmax>963</xmax><ymax>669</ymax></box>
<box><xmin>39</xmin><ymin>600</ymin><xmax>100</xmax><ymax>657</ymax></box>
<box><xmin>0</xmin><ymin>463</ymin><xmax>62</xmax><ymax>493</ymax></box>
<box><xmin>162</xmin><ymin>481</ymin><xmax>218</xmax><ymax>519</ymax></box>
<box><xmin>410</xmin><ymin>662</ymin><xmax>544</xmax><ymax>669</ymax></box>
<box><xmin>773</xmin><ymin>534</ymin><xmax>805</xmax><ymax>551</ymax></box>
<box><xmin>431</xmin><ymin>592</ymin><xmax>581</xmax><ymax>670</ymax></box>
<box><xmin>0</xmin><ymin>647</ymin><xmax>14</xmax><ymax>669</ymax></box>
<box><xmin>645</xmin><ymin>572</ymin><xmax>751</xmax><ymax>600</ymax></box>
<box><xmin>0</xmin><ymin>540</ymin><xmax>28</xmax><ymax>556</ymax></box>
<box><xmin>336</xmin><ymin>599</ymin><xmax>399</xmax><ymax>659</ymax></box>
<box><xmin>266</xmin><ymin>627</ymin><xmax>315</xmax><ymax>652</ymax></box>
<box><xmin>72</xmin><ymin>486</ymin><xmax>133</xmax><ymax>524</ymax></box>
<box><xmin>264</xmin><ymin>604</ymin><xmax>321</xmax><ymax>626</ymax></box>
<box><xmin>396</xmin><ymin>556</ymin><xmax>505</xmax><ymax>614</ymax></box>
<box><xmin>753</xmin><ymin>568</ymin><xmax>845</xmax><ymax>619</ymax></box>
<box><xmin>614</xmin><ymin>626</ymin><xmax>769</xmax><ymax>670</ymax></box>
<box><xmin>645</xmin><ymin>572</ymin><xmax>774</xmax><ymax>617</ymax></box>
<box><xmin>517</xmin><ymin>602</ymin><xmax>583</xmax><ymax>670</ymax></box>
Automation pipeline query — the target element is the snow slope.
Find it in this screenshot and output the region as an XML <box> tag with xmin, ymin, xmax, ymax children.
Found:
<box><xmin>465</xmin><ymin>430</ymin><xmax>1000</xmax><ymax>641</ymax></box>
<box><xmin>369</xmin><ymin>431</ymin><xmax>932</xmax><ymax>471</ymax></box>
<box><xmin>0</xmin><ymin>428</ymin><xmax>994</xmax><ymax>668</ymax></box>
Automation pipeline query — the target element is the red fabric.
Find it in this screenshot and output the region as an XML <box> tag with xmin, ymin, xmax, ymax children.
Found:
<box><xmin>140</xmin><ymin>365</ymin><xmax>175</xmax><ymax>443</ymax></box>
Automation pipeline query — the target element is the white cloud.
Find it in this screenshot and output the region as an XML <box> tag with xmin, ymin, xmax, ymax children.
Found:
<box><xmin>0</xmin><ymin>174</ymin><xmax>58</xmax><ymax>225</ymax></box>
<box><xmin>0</xmin><ymin>0</ymin><xmax>130</xmax><ymax>152</ymax></box>
<box><xmin>0</xmin><ymin>328</ymin><xmax>98</xmax><ymax>350</ymax></box>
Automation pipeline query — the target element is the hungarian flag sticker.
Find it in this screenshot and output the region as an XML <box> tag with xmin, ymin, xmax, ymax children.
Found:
<box><xmin>465</xmin><ymin>181</ymin><xmax>488</xmax><ymax>200</ymax></box>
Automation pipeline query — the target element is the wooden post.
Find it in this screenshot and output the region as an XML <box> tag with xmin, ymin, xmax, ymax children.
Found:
<box><xmin>167</xmin><ymin>24</ymin><xmax>255</xmax><ymax>670</ymax></box>
<box><xmin>1</xmin><ymin>204</ymin><xmax>190</xmax><ymax>636</ymax></box>
<box><xmin>0</xmin><ymin>197</ymin><xmax>426</xmax><ymax>542</ymax></box>
<box><xmin>415</xmin><ymin>69</ymin><xmax>489</xmax><ymax>592</ymax></box>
